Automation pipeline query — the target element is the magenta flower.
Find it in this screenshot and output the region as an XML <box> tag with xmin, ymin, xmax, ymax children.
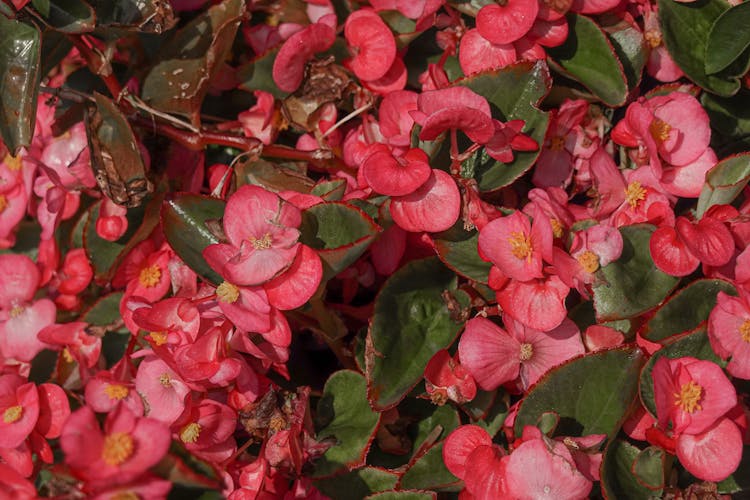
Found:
<box><xmin>708</xmin><ymin>289</ymin><xmax>750</xmax><ymax>379</ymax></box>
<box><xmin>204</xmin><ymin>185</ymin><xmax>302</xmax><ymax>286</ymax></box>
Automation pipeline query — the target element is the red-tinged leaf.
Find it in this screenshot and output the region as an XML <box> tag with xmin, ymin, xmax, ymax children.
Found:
<box><xmin>514</xmin><ymin>346</ymin><xmax>645</xmax><ymax>439</ymax></box>
<box><xmin>364</xmin><ymin>491</ymin><xmax>436</xmax><ymax>500</ymax></box>
<box><xmin>640</xmin><ymin>279</ymin><xmax>737</xmax><ymax>342</ymax></box>
<box><xmin>30</xmin><ymin>0</ymin><xmax>96</xmax><ymax>33</ymax></box>
<box><xmin>433</xmin><ymin>226</ymin><xmax>491</xmax><ymax>284</ymax></box>
<box><xmin>398</xmin><ymin>441</ymin><xmax>460</xmax><ymax>491</ymax></box>
<box><xmin>0</xmin><ymin>16</ymin><xmax>41</xmax><ymax>155</ymax></box>
<box><xmin>161</xmin><ymin>193</ymin><xmax>226</xmax><ymax>286</ymax></box>
<box><xmin>458</xmin><ymin>61</ymin><xmax>551</xmax><ymax>192</ymax></box>
<box><xmin>366</xmin><ymin>257</ymin><xmax>465</xmax><ymax>410</ymax></box>
<box><xmin>299</xmin><ymin>202</ymin><xmax>382</xmax><ymax>280</ymax></box>
<box><xmin>631</xmin><ymin>446</ymin><xmax>665</xmax><ymax>490</ymax></box>
<box><xmin>312</xmin><ymin>371</ymin><xmax>380</xmax><ymax>478</ymax></box>
<box><xmin>593</xmin><ymin>224</ymin><xmax>680</xmax><ymax>321</ymax></box>
<box><xmin>314</xmin><ymin>467</ymin><xmax>399</xmax><ymax>500</ymax></box>
<box><xmin>696</xmin><ymin>152</ymin><xmax>750</xmax><ymax>217</ymax></box>
<box><xmin>601</xmin><ymin>440</ymin><xmax>664</xmax><ymax>499</ymax></box>
<box><xmin>141</xmin><ymin>0</ymin><xmax>245</xmax><ymax>123</ymax></box>
<box><xmin>547</xmin><ymin>13</ymin><xmax>629</xmax><ymax>106</ymax></box>
<box><xmin>153</xmin><ymin>447</ymin><xmax>221</xmax><ymax>489</ymax></box>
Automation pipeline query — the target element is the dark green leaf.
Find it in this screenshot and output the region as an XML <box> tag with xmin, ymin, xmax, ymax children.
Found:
<box><xmin>640</xmin><ymin>279</ymin><xmax>736</xmax><ymax>342</ymax></box>
<box><xmin>639</xmin><ymin>327</ymin><xmax>724</xmax><ymax>417</ymax></box>
<box><xmin>696</xmin><ymin>152</ymin><xmax>750</xmax><ymax>217</ymax></box>
<box><xmin>657</xmin><ymin>0</ymin><xmax>740</xmax><ymax>96</ymax></box>
<box><xmin>29</xmin><ymin>350</ymin><xmax>58</xmax><ymax>384</ymax></box>
<box><xmin>41</xmin><ymin>30</ymin><xmax>73</xmax><ymax>76</ymax></box>
<box><xmin>82</xmin><ymin>292</ymin><xmax>124</xmax><ymax>326</ymax></box>
<box><xmin>102</xmin><ymin>330</ymin><xmax>130</xmax><ymax>367</ymax></box>
<box><xmin>399</xmin><ymin>442</ymin><xmax>460</xmax><ymax>491</ymax></box>
<box><xmin>154</xmin><ymin>443</ymin><xmax>220</xmax><ymax>490</ymax></box>
<box><xmin>30</xmin><ymin>0</ymin><xmax>95</xmax><ymax>33</ymax></box>
<box><xmin>161</xmin><ymin>193</ymin><xmax>226</xmax><ymax>286</ymax></box>
<box><xmin>632</xmin><ymin>447</ymin><xmax>665</xmax><ymax>490</ymax></box>
<box><xmin>315</xmin><ymin>467</ymin><xmax>399</xmax><ymax>500</ymax></box>
<box><xmin>1</xmin><ymin>220</ymin><xmax>40</xmax><ymax>259</ymax></box>
<box><xmin>313</xmin><ymin>370</ymin><xmax>381</xmax><ymax>478</ymax></box>
<box><xmin>547</xmin><ymin>13</ymin><xmax>629</xmax><ymax>106</ymax></box>
<box><xmin>0</xmin><ymin>16</ymin><xmax>41</xmax><ymax>154</ymax></box>
<box><xmin>366</xmin><ymin>258</ymin><xmax>463</xmax><ymax>410</ymax></box>
<box><xmin>458</xmin><ymin>60</ymin><xmax>551</xmax><ymax>191</ymax></box>
<box><xmin>602</xmin><ymin>15</ymin><xmax>647</xmax><ymax>90</ymax></box>
<box><xmin>433</xmin><ymin>227</ymin><xmax>491</xmax><ymax>283</ymax></box>
<box><xmin>702</xmin><ymin>89</ymin><xmax>750</xmax><ymax>141</ymax></box>
<box><xmin>234</xmin><ymin>158</ymin><xmax>313</xmax><ymax>193</ymax></box>
<box><xmin>601</xmin><ymin>440</ymin><xmax>663</xmax><ymax>499</ymax></box>
<box><xmin>592</xmin><ymin>224</ymin><xmax>680</xmax><ymax>321</ymax></box>
<box><xmin>705</xmin><ymin>1</ymin><xmax>750</xmax><ymax>74</ymax></box>
<box><xmin>141</xmin><ymin>0</ymin><xmax>244</xmax><ymax>122</ymax></box>
<box><xmin>514</xmin><ymin>346</ymin><xmax>645</xmax><ymax>439</ymax></box>
<box><xmin>365</xmin><ymin>492</ymin><xmax>436</xmax><ymax>500</ymax></box>
<box><xmin>299</xmin><ymin>202</ymin><xmax>381</xmax><ymax>280</ymax></box>
<box><xmin>237</xmin><ymin>49</ymin><xmax>287</xmax><ymax>98</ymax></box>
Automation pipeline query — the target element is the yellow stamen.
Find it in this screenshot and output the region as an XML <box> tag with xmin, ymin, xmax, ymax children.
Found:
<box><xmin>269</xmin><ymin>414</ymin><xmax>287</xmax><ymax>432</ymax></box>
<box><xmin>674</xmin><ymin>380</ymin><xmax>703</xmax><ymax>414</ymax></box>
<box><xmin>149</xmin><ymin>331</ymin><xmax>168</xmax><ymax>346</ymax></box>
<box><xmin>509</xmin><ymin>232</ymin><xmax>533</xmax><ymax>261</ymax></box>
<box><xmin>103</xmin><ymin>384</ymin><xmax>129</xmax><ymax>401</ymax></box>
<box><xmin>3</xmin><ymin>405</ymin><xmax>23</xmax><ymax>424</ymax></box>
<box><xmin>624</xmin><ymin>181</ymin><xmax>647</xmax><ymax>210</ymax></box>
<box><xmin>180</xmin><ymin>422</ymin><xmax>202</xmax><ymax>444</ymax></box>
<box><xmin>550</xmin><ymin>218</ymin><xmax>564</xmax><ymax>239</ymax></box>
<box><xmin>0</xmin><ymin>194</ymin><xmax>7</xmax><ymax>213</ymax></box>
<box><xmin>4</xmin><ymin>154</ymin><xmax>22</xmax><ymax>171</ymax></box>
<box><xmin>644</xmin><ymin>29</ymin><xmax>662</xmax><ymax>49</ymax></box>
<box><xmin>158</xmin><ymin>373</ymin><xmax>172</xmax><ymax>387</ymax></box>
<box><xmin>577</xmin><ymin>250</ymin><xmax>600</xmax><ymax>274</ymax></box>
<box><xmin>110</xmin><ymin>493</ymin><xmax>139</xmax><ymax>500</ymax></box>
<box><xmin>519</xmin><ymin>343</ymin><xmax>533</xmax><ymax>362</ymax></box>
<box><xmin>101</xmin><ymin>432</ymin><xmax>134</xmax><ymax>465</ymax></box>
<box><xmin>62</xmin><ymin>347</ymin><xmax>74</xmax><ymax>363</ymax></box>
<box><xmin>249</xmin><ymin>233</ymin><xmax>273</xmax><ymax>250</ymax></box>
<box><xmin>548</xmin><ymin>135</ymin><xmax>566</xmax><ymax>151</ymax></box>
<box><xmin>216</xmin><ymin>281</ymin><xmax>240</xmax><ymax>304</ymax></box>
<box><xmin>138</xmin><ymin>265</ymin><xmax>161</xmax><ymax>288</ymax></box>
<box><xmin>740</xmin><ymin>320</ymin><xmax>750</xmax><ymax>343</ymax></box>
<box><xmin>9</xmin><ymin>305</ymin><xmax>23</xmax><ymax>318</ymax></box>
<box><xmin>649</xmin><ymin>118</ymin><xmax>672</xmax><ymax>142</ymax></box>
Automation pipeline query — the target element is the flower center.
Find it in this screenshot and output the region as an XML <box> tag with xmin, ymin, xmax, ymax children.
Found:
<box><xmin>9</xmin><ymin>305</ymin><xmax>24</xmax><ymax>318</ymax></box>
<box><xmin>550</xmin><ymin>218</ymin><xmax>563</xmax><ymax>239</ymax></box>
<box><xmin>62</xmin><ymin>347</ymin><xmax>74</xmax><ymax>363</ymax></box>
<box><xmin>740</xmin><ymin>320</ymin><xmax>750</xmax><ymax>343</ymax></box>
<box><xmin>269</xmin><ymin>414</ymin><xmax>288</xmax><ymax>432</ymax></box>
<box><xmin>519</xmin><ymin>343</ymin><xmax>533</xmax><ymax>362</ymax></box>
<box><xmin>3</xmin><ymin>405</ymin><xmax>23</xmax><ymax>424</ymax></box>
<box><xmin>4</xmin><ymin>154</ymin><xmax>22</xmax><ymax>171</ymax></box>
<box><xmin>644</xmin><ymin>29</ymin><xmax>662</xmax><ymax>48</ymax></box>
<box><xmin>249</xmin><ymin>233</ymin><xmax>273</xmax><ymax>250</ymax></box>
<box><xmin>509</xmin><ymin>231</ymin><xmax>533</xmax><ymax>261</ymax></box>
<box><xmin>577</xmin><ymin>250</ymin><xmax>600</xmax><ymax>274</ymax></box>
<box><xmin>149</xmin><ymin>331</ymin><xmax>168</xmax><ymax>346</ymax></box>
<box><xmin>549</xmin><ymin>135</ymin><xmax>566</xmax><ymax>151</ymax></box>
<box><xmin>180</xmin><ymin>422</ymin><xmax>202</xmax><ymax>444</ymax></box>
<box><xmin>674</xmin><ymin>380</ymin><xmax>703</xmax><ymax>414</ymax></box>
<box><xmin>429</xmin><ymin>389</ymin><xmax>449</xmax><ymax>406</ymax></box>
<box><xmin>649</xmin><ymin>118</ymin><xmax>672</xmax><ymax>142</ymax></box>
<box><xmin>624</xmin><ymin>181</ymin><xmax>647</xmax><ymax>210</ymax></box>
<box><xmin>138</xmin><ymin>265</ymin><xmax>161</xmax><ymax>288</ymax></box>
<box><xmin>0</xmin><ymin>194</ymin><xmax>7</xmax><ymax>214</ymax></box>
<box><xmin>110</xmin><ymin>493</ymin><xmax>139</xmax><ymax>500</ymax></box>
<box><xmin>103</xmin><ymin>384</ymin><xmax>129</xmax><ymax>401</ymax></box>
<box><xmin>159</xmin><ymin>373</ymin><xmax>172</xmax><ymax>387</ymax></box>
<box><xmin>102</xmin><ymin>432</ymin><xmax>135</xmax><ymax>466</ymax></box>
<box><xmin>216</xmin><ymin>281</ymin><xmax>240</xmax><ymax>303</ymax></box>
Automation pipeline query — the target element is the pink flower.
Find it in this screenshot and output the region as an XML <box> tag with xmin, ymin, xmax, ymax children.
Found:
<box><xmin>204</xmin><ymin>185</ymin><xmax>302</xmax><ymax>286</ymax></box>
<box><xmin>272</xmin><ymin>22</ymin><xmax>335</xmax><ymax>93</ymax></box>
<box><xmin>60</xmin><ymin>404</ymin><xmax>171</xmax><ymax>484</ymax></box>
<box><xmin>708</xmin><ymin>289</ymin><xmax>750</xmax><ymax>379</ymax></box>
<box><xmin>476</xmin><ymin>0</ymin><xmax>539</xmax><ymax>45</ymax></box>
<box><xmin>0</xmin><ymin>375</ymin><xmax>40</xmax><ymax>450</ymax></box>
<box><xmin>423</xmin><ymin>349</ymin><xmax>477</xmax><ymax>405</ymax></box>
<box><xmin>344</xmin><ymin>9</ymin><xmax>397</xmax><ymax>82</ymax></box>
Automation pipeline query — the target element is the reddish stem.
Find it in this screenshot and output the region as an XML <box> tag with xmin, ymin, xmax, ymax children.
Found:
<box><xmin>68</xmin><ymin>35</ymin><xmax>129</xmax><ymax>109</ymax></box>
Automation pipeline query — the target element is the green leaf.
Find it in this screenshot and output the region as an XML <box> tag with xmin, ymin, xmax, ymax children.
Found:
<box><xmin>705</xmin><ymin>1</ymin><xmax>750</xmax><ymax>74</ymax></box>
<box><xmin>702</xmin><ymin>89</ymin><xmax>750</xmax><ymax>141</ymax></box>
<box><xmin>639</xmin><ymin>327</ymin><xmax>724</xmax><ymax>417</ymax></box>
<box><xmin>154</xmin><ymin>443</ymin><xmax>220</xmax><ymax>490</ymax></box>
<box><xmin>234</xmin><ymin>158</ymin><xmax>313</xmax><ymax>193</ymax></box>
<box><xmin>514</xmin><ymin>346</ymin><xmax>645</xmax><ymax>439</ymax></box>
<box><xmin>601</xmin><ymin>440</ymin><xmax>664</xmax><ymax>499</ymax></box>
<box><xmin>398</xmin><ymin>443</ymin><xmax>459</xmax><ymax>491</ymax></box>
<box><xmin>602</xmin><ymin>15</ymin><xmax>647</xmax><ymax>91</ymax></box>
<box><xmin>547</xmin><ymin>13</ymin><xmax>629</xmax><ymax>106</ymax></box>
<box><xmin>237</xmin><ymin>49</ymin><xmax>287</xmax><ymax>98</ymax></box>
<box><xmin>365</xmin><ymin>492</ymin><xmax>436</xmax><ymax>500</ymax></box>
<box><xmin>657</xmin><ymin>0</ymin><xmax>740</xmax><ymax>96</ymax></box>
<box><xmin>314</xmin><ymin>467</ymin><xmax>399</xmax><ymax>500</ymax></box>
<box><xmin>102</xmin><ymin>330</ymin><xmax>130</xmax><ymax>367</ymax></box>
<box><xmin>640</xmin><ymin>279</ymin><xmax>737</xmax><ymax>342</ymax></box>
<box><xmin>313</xmin><ymin>370</ymin><xmax>381</xmax><ymax>478</ymax></box>
<box><xmin>30</xmin><ymin>0</ymin><xmax>96</xmax><ymax>33</ymax></box>
<box><xmin>458</xmin><ymin>60</ymin><xmax>551</xmax><ymax>192</ymax></box>
<box><xmin>141</xmin><ymin>0</ymin><xmax>244</xmax><ymax>122</ymax></box>
<box><xmin>299</xmin><ymin>202</ymin><xmax>382</xmax><ymax>280</ymax></box>
<box><xmin>0</xmin><ymin>16</ymin><xmax>41</xmax><ymax>155</ymax></box>
<box><xmin>82</xmin><ymin>292</ymin><xmax>124</xmax><ymax>326</ymax></box>
<box><xmin>433</xmin><ymin>227</ymin><xmax>491</xmax><ymax>283</ymax></box>
<box><xmin>366</xmin><ymin>258</ymin><xmax>463</xmax><ymax>410</ymax></box>
<box><xmin>83</xmin><ymin>197</ymin><xmax>160</xmax><ymax>281</ymax></box>
<box><xmin>592</xmin><ymin>224</ymin><xmax>680</xmax><ymax>321</ymax></box>
<box><xmin>696</xmin><ymin>152</ymin><xmax>750</xmax><ymax>217</ymax></box>
<box><xmin>632</xmin><ymin>447</ymin><xmax>666</xmax><ymax>490</ymax></box>
<box><xmin>161</xmin><ymin>193</ymin><xmax>226</xmax><ymax>286</ymax></box>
